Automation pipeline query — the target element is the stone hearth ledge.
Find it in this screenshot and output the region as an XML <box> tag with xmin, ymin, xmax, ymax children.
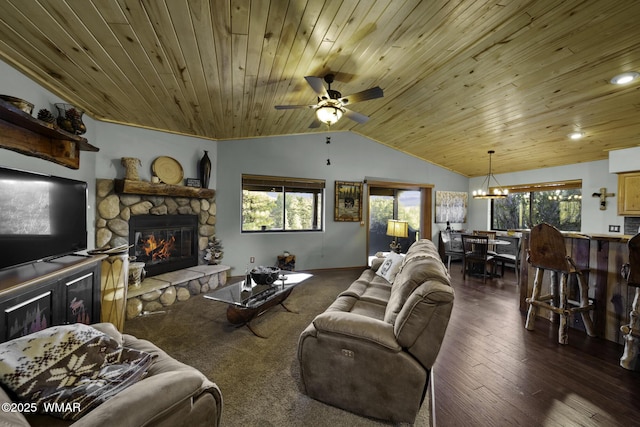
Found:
<box><xmin>126</xmin><ymin>264</ymin><xmax>229</xmax><ymax>319</ymax></box>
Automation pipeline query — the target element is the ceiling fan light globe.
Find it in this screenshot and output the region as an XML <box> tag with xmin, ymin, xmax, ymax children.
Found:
<box><xmin>316</xmin><ymin>105</ymin><xmax>343</xmax><ymax>125</ymax></box>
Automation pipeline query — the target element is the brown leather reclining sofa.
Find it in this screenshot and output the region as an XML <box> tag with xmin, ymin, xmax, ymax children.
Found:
<box><xmin>298</xmin><ymin>239</ymin><xmax>454</xmax><ymax>424</ymax></box>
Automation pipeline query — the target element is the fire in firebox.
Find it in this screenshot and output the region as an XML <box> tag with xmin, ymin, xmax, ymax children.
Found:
<box><xmin>134</xmin><ymin>231</ymin><xmax>178</xmax><ymax>264</ymax></box>
<box><xmin>129</xmin><ymin>214</ymin><xmax>199</xmax><ymax>277</ymax></box>
<box><xmin>142</xmin><ymin>234</ymin><xmax>176</xmax><ymax>261</ymax></box>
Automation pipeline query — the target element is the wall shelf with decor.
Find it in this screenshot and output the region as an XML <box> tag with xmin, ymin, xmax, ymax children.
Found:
<box><xmin>0</xmin><ymin>98</ymin><xmax>98</xmax><ymax>169</ymax></box>
<box><xmin>114</xmin><ymin>179</ymin><xmax>215</xmax><ymax>199</ymax></box>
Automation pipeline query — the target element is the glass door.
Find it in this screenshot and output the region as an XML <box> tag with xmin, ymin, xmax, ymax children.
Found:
<box><xmin>368</xmin><ymin>187</ymin><xmax>423</xmax><ymax>256</ymax></box>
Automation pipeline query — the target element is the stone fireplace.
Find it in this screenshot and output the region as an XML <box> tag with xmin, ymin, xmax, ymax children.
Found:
<box><xmin>95</xmin><ymin>179</ymin><xmax>228</xmax><ymax>319</ymax></box>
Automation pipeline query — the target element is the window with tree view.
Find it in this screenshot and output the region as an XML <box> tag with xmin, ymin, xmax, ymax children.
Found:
<box><xmin>242</xmin><ymin>175</ymin><xmax>324</xmax><ymax>232</ymax></box>
<box><xmin>491</xmin><ymin>180</ymin><xmax>582</xmax><ymax>231</ymax></box>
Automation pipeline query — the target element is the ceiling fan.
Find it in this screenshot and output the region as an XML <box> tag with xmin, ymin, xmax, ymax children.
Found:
<box><xmin>275</xmin><ymin>74</ymin><xmax>383</xmax><ymax>127</ymax></box>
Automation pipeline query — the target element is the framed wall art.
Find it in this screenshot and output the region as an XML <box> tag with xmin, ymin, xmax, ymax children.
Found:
<box><xmin>334</xmin><ymin>181</ymin><xmax>363</xmax><ymax>222</ymax></box>
<box><xmin>435</xmin><ymin>191</ymin><xmax>468</xmax><ymax>223</ymax></box>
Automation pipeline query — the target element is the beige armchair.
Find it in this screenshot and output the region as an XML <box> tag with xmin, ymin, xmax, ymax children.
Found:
<box><xmin>0</xmin><ymin>323</ymin><xmax>222</xmax><ymax>427</ymax></box>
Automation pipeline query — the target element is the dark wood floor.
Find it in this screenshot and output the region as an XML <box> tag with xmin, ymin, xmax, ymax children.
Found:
<box><xmin>434</xmin><ymin>263</ymin><xmax>640</xmax><ymax>427</ymax></box>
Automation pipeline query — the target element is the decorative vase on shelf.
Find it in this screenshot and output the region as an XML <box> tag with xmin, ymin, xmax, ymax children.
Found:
<box><xmin>121</xmin><ymin>157</ymin><xmax>142</xmax><ymax>180</ymax></box>
<box><xmin>199</xmin><ymin>150</ymin><xmax>212</xmax><ymax>188</ymax></box>
<box><xmin>55</xmin><ymin>103</ymin><xmax>86</xmax><ymax>135</ymax></box>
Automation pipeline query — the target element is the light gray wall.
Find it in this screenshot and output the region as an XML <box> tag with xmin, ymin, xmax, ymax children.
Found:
<box><xmin>92</xmin><ymin>120</ymin><xmax>217</xmax><ymax>188</ymax></box>
<box><xmin>467</xmin><ymin>159</ymin><xmax>622</xmax><ymax>234</ymax></box>
<box><xmin>216</xmin><ymin>132</ymin><xmax>468</xmax><ymax>274</ymax></box>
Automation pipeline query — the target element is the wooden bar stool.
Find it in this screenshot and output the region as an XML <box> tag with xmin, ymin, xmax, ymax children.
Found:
<box><xmin>525</xmin><ymin>223</ymin><xmax>595</xmax><ymax>344</ymax></box>
<box><xmin>620</xmin><ymin>233</ymin><xmax>640</xmax><ymax>370</ymax></box>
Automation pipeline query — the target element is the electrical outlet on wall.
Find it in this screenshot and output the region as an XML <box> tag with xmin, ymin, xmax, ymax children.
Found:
<box><xmin>609</xmin><ymin>225</ymin><xmax>620</xmax><ymax>232</ymax></box>
<box><xmin>250</xmin><ymin>256</ymin><xmax>255</xmax><ymax>263</ymax></box>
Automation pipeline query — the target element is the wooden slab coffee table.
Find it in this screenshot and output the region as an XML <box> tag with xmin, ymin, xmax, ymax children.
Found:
<box><xmin>203</xmin><ymin>272</ymin><xmax>312</xmax><ymax>337</ymax></box>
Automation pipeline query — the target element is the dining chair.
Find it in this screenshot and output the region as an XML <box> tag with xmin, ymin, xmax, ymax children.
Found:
<box><xmin>493</xmin><ymin>236</ymin><xmax>522</xmax><ymax>283</ymax></box>
<box><xmin>461</xmin><ymin>234</ymin><xmax>495</xmax><ymax>284</ymax></box>
<box><xmin>441</xmin><ymin>230</ymin><xmax>464</xmax><ymax>271</ymax></box>
<box><xmin>474</xmin><ymin>230</ymin><xmax>497</xmax><ymax>256</ymax></box>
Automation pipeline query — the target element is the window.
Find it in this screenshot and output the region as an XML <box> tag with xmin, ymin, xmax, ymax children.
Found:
<box><xmin>491</xmin><ymin>180</ymin><xmax>582</xmax><ymax>231</ymax></box>
<box><xmin>242</xmin><ymin>175</ymin><xmax>324</xmax><ymax>232</ymax></box>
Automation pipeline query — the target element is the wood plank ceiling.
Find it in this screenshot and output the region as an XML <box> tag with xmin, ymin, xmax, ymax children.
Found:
<box><xmin>0</xmin><ymin>0</ymin><xmax>639</xmax><ymax>177</ymax></box>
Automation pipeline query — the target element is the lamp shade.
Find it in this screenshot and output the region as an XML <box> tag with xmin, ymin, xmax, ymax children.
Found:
<box><xmin>386</xmin><ymin>219</ymin><xmax>409</xmax><ymax>238</ymax></box>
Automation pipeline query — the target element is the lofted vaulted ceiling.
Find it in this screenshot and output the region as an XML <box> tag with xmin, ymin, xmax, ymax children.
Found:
<box><xmin>0</xmin><ymin>0</ymin><xmax>639</xmax><ymax>177</ymax></box>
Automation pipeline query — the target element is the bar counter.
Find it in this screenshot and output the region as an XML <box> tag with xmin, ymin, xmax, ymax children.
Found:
<box><xmin>517</xmin><ymin>231</ymin><xmax>634</xmax><ymax>344</ymax></box>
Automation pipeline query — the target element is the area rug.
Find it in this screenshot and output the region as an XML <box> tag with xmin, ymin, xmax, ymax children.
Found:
<box><xmin>123</xmin><ymin>269</ymin><xmax>431</xmax><ymax>426</ymax></box>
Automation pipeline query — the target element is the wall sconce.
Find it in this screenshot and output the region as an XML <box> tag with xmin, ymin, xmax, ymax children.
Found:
<box><xmin>592</xmin><ymin>187</ymin><xmax>615</xmax><ymax>210</ymax></box>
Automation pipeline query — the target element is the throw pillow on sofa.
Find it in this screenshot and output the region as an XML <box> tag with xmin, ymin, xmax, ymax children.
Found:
<box><xmin>0</xmin><ymin>323</ymin><xmax>154</xmax><ymax>421</ymax></box>
<box><xmin>376</xmin><ymin>252</ymin><xmax>404</xmax><ymax>283</ymax></box>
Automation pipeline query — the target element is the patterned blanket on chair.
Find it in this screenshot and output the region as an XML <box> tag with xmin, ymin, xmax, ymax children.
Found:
<box><xmin>0</xmin><ymin>323</ymin><xmax>154</xmax><ymax>420</ymax></box>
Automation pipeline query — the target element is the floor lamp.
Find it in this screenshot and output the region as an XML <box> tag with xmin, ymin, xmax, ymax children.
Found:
<box><xmin>387</xmin><ymin>219</ymin><xmax>409</xmax><ymax>253</ymax></box>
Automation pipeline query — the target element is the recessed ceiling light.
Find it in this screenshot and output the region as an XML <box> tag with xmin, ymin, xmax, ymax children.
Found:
<box><xmin>610</xmin><ymin>71</ymin><xmax>639</xmax><ymax>85</ymax></box>
<box><xmin>569</xmin><ymin>131</ymin><xmax>584</xmax><ymax>140</ymax></box>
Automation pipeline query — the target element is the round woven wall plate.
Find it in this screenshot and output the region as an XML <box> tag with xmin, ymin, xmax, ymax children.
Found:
<box><xmin>152</xmin><ymin>156</ymin><xmax>184</xmax><ymax>185</ymax></box>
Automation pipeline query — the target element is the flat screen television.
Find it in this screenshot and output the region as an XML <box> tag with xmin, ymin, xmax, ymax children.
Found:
<box><xmin>0</xmin><ymin>166</ymin><xmax>88</xmax><ymax>270</ymax></box>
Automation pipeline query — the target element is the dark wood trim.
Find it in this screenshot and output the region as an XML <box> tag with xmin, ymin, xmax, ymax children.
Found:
<box><xmin>421</xmin><ymin>187</ymin><xmax>432</xmax><ymax>240</ymax></box>
<box><xmin>365</xmin><ymin>179</ymin><xmax>434</xmax><ymax>189</ymax></box>
<box><xmin>502</xmin><ymin>179</ymin><xmax>582</xmax><ymax>193</ymax></box>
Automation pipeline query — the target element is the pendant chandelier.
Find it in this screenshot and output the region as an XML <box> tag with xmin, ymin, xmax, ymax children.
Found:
<box><xmin>472</xmin><ymin>150</ymin><xmax>508</xmax><ymax>199</ymax></box>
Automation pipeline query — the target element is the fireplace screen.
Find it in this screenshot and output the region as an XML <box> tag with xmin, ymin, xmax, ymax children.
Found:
<box><xmin>129</xmin><ymin>215</ymin><xmax>198</xmax><ymax>277</ymax></box>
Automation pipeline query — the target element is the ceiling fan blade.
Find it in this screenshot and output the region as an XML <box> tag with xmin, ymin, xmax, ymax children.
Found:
<box><xmin>309</xmin><ymin>118</ymin><xmax>322</xmax><ymax>128</ymax></box>
<box><xmin>304</xmin><ymin>76</ymin><xmax>330</xmax><ymax>99</ymax></box>
<box><xmin>343</xmin><ymin>108</ymin><xmax>370</xmax><ymax>124</ymax></box>
<box><xmin>274</xmin><ymin>104</ymin><xmax>315</xmax><ymax>110</ymax></box>
<box><xmin>338</xmin><ymin>86</ymin><xmax>383</xmax><ymax>105</ymax></box>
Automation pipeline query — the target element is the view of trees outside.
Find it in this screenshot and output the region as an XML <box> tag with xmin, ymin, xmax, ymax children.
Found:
<box><xmin>492</xmin><ymin>193</ymin><xmax>530</xmax><ymax>229</ymax></box>
<box><xmin>369</xmin><ymin>190</ymin><xmax>421</xmax><ymax>255</ymax></box>
<box><xmin>242</xmin><ymin>189</ymin><xmax>321</xmax><ymax>231</ymax></box>
<box><xmin>492</xmin><ymin>189</ymin><xmax>581</xmax><ymax>231</ymax></box>
<box><xmin>369</xmin><ymin>195</ymin><xmax>393</xmax><ymax>237</ymax></box>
